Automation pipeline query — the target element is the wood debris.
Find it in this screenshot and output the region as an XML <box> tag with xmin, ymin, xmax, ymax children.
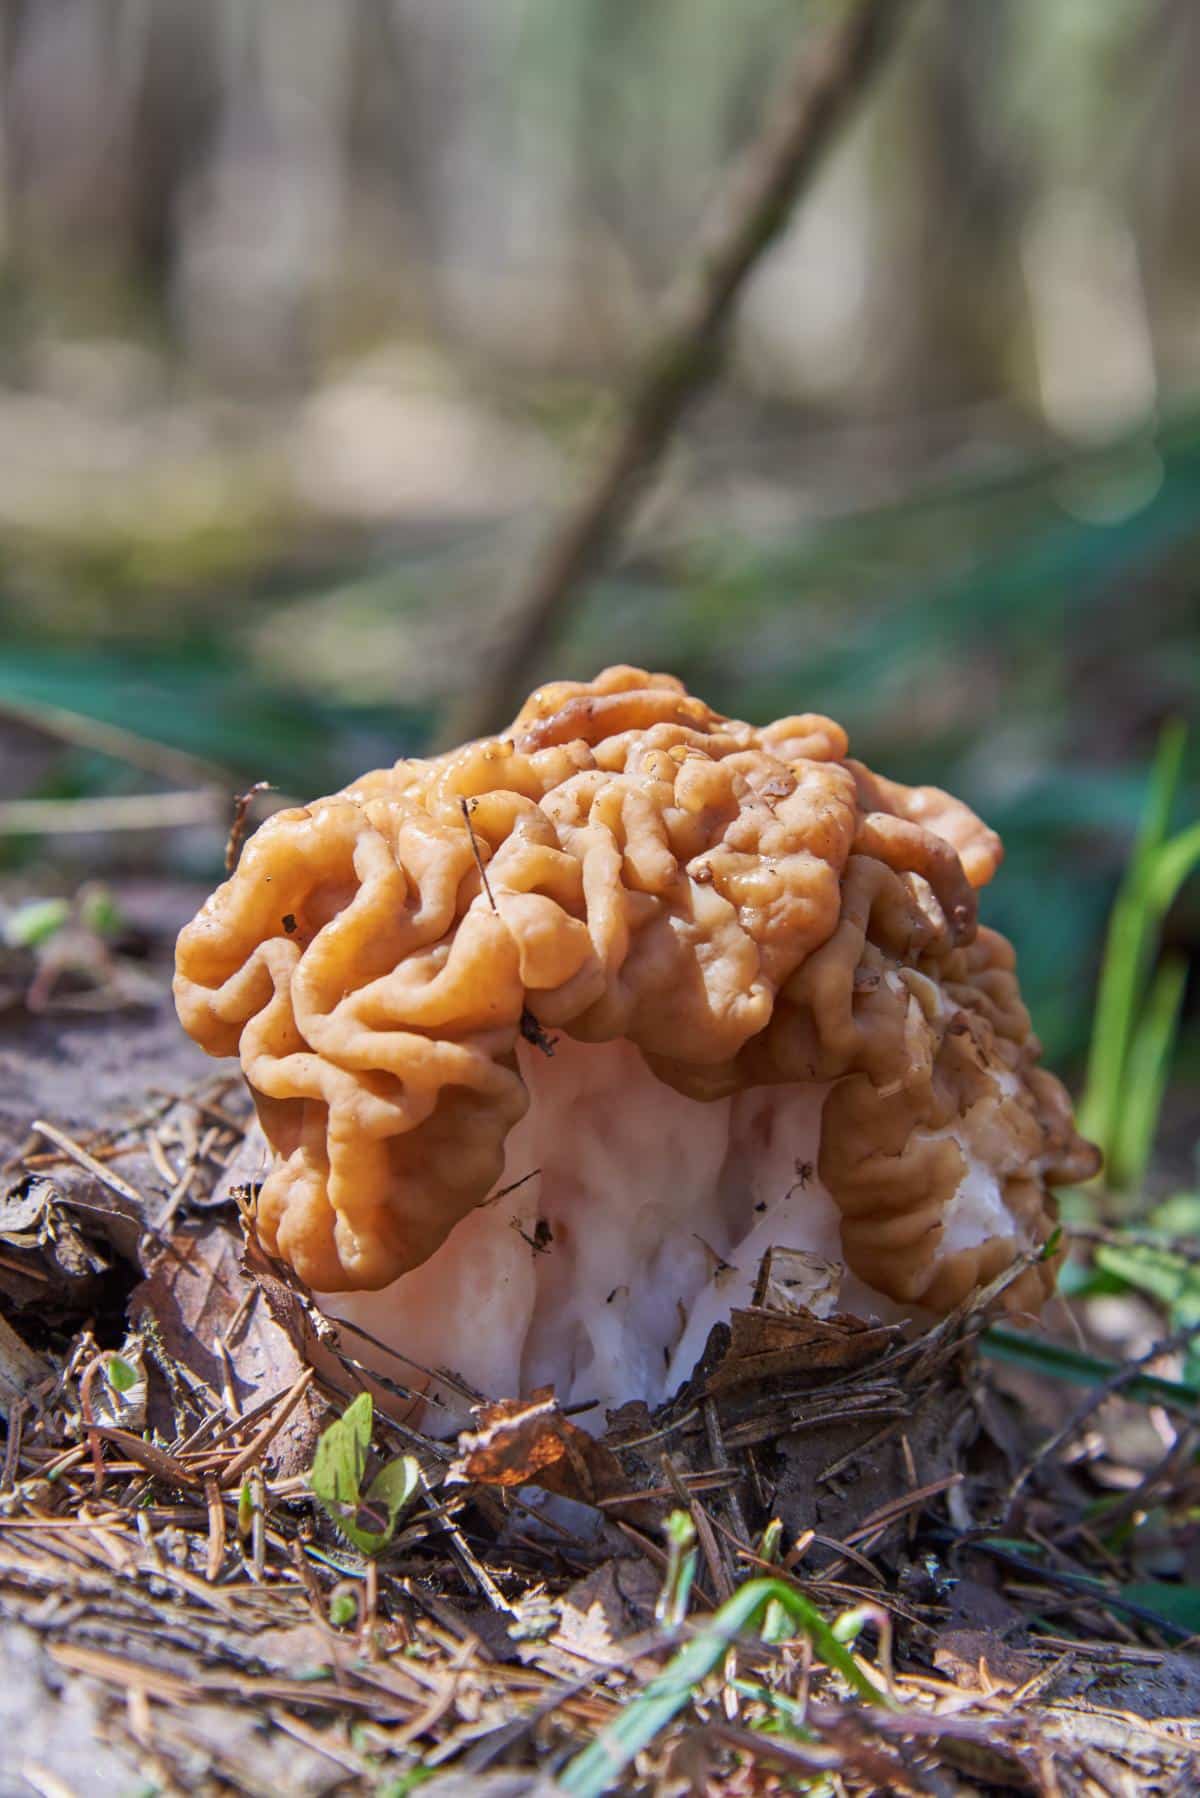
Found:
<box><xmin>1</xmin><ymin>1052</ymin><xmax>1198</xmax><ymax>1795</ymax></box>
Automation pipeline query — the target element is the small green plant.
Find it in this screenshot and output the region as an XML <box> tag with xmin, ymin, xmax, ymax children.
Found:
<box><xmin>655</xmin><ymin>1509</ymin><xmax>697</xmax><ymax>1627</ymax></box>
<box><xmin>329</xmin><ymin>1590</ymin><xmax>358</xmax><ymax>1628</ymax></box>
<box><xmin>1092</xmin><ymin>1195</ymin><xmax>1200</xmax><ymax>1384</ymax></box>
<box><xmin>3</xmin><ymin>896</ymin><xmax>70</xmax><ymax>948</ymax></box>
<box><xmin>1078</xmin><ymin>720</ymin><xmax>1199</xmax><ymax>1196</ymax></box>
<box><xmin>105</xmin><ymin>1354</ymin><xmax>139</xmax><ymax>1393</ymax></box>
<box><xmin>559</xmin><ymin>1510</ymin><xmax>893</xmax><ymax>1798</ymax></box>
<box><xmin>308</xmin><ymin>1392</ymin><xmax>421</xmax><ymax>1557</ymax></box>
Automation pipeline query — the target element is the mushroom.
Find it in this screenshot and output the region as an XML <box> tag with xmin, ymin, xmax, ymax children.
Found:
<box><xmin>176</xmin><ymin>666</ymin><xmax>1098</xmax><ymax>1426</ymax></box>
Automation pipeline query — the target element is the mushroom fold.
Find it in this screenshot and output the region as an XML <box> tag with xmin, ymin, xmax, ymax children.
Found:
<box><xmin>176</xmin><ymin>666</ymin><xmax>1099</xmax><ymax>1417</ymax></box>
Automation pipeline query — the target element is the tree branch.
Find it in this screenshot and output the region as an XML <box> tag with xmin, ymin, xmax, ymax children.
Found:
<box><xmin>445</xmin><ymin>0</ymin><xmax>917</xmax><ymax>745</ymax></box>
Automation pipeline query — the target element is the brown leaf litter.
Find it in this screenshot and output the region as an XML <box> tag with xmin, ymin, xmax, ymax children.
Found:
<box><xmin>1</xmin><ymin>1044</ymin><xmax>1199</xmax><ymax>1794</ymax></box>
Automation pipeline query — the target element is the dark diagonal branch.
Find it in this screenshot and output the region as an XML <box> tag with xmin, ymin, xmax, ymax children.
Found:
<box><xmin>446</xmin><ymin>0</ymin><xmax>918</xmax><ymax>746</ymax></box>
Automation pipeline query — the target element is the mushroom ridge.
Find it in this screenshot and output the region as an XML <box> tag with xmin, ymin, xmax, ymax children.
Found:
<box><xmin>175</xmin><ymin>664</ymin><xmax>1099</xmax><ymax>1369</ymax></box>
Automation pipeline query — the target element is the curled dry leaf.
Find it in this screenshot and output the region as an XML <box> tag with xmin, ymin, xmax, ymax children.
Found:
<box><xmin>448</xmin><ymin>1388</ymin><xmax>653</xmax><ymax>1523</ymax></box>
<box><xmin>0</xmin><ymin>1175</ymin><xmax>112</xmax><ymax>1310</ymax></box>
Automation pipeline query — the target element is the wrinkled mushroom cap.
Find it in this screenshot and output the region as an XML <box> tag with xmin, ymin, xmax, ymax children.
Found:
<box><xmin>176</xmin><ymin>666</ymin><xmax>1098</xmax><ymax>1314</ymax></box>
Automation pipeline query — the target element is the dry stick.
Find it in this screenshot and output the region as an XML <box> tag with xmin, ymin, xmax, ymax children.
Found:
<box><xmin>445</xmin><ymin>0</ymin><xmax>916</xmax><ymax>746</ymax></box>
<box><xmin>217</xmin><ymin>1367</ymin><xmax>316</xmax><ymax>1488</ymax></box>
<box><xmin>0</xmin><ymin>692</ymin><xmax>233</xmax><ymax>789</ymax></box>
<box><xmin>226</xmin><ymin>780</ymin><xmax>276</xmax><ymax>872</ymax></box>
<box><xmin>458</xmin><ymin>796</ymin><xmax>497</xmax><ymax>909</ymax></box>
<box><xmin>0</xmin><ymin>790</ymin><xmax>225</xmax><ymax>836</ymax></box>
<box><xmin>30</xmin><ymin>1118</ymin><xmax>149</xmax><ymax>1210</ymax></box>
<box><xmin>1004</xmin><ymin>1319</ymin><xmax>1200</xmax><ymax>1518</ymax></box>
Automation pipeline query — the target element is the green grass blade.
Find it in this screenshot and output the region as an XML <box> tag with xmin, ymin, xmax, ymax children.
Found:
<box><xmin>1078</xmin><ymin>721</ymin><xmax>1191</xmax><ymax>1171</ymax></box>
<box><xmin>1108</xmin><ymin>954</ymin><xmax>1189</xmax><ymax>1191</ymax></box>
<box><xmin>1130</xmin><ymin>718</ymin><xmax>1187</xmax><ymax>877</ymax></box>
<box><xmin>1147</xmin><ymin>819</ymin><xmax>1200</xmax><ymax>918</ymax></box>
<box><xmin>980</xmin><ymin>1327</ymin><xmax>1200</xmax><ymax>1409</ymax></box>
<box><xmin>1116</xmin><ymin>1582</ymin><xmax>1200</xmax><ymax>1635</ymax></box>
<box><xmin>1077</xmin><ymin>888</ymin><xmax>1153</xmax><ymax>1164</ymax></box>
<box><xmin>558</xmin><ymin>1578</ymin><xmax>891</xmax><ymax>1798</ymax></box>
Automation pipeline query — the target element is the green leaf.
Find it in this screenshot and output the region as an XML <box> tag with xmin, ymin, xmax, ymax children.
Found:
<box><xmin>1077</xmin><ymin>719</ymin><xmax>1194</xmax><ymax>1181</ymax></box>
<box><xmin>376</xmin><ymin>1769</ymin><xmax>435</xmax><ymax>1798</ymax></box>
<box><xmin>1131</xmin><ymin>718</ymin><xmax>1187</xmax><ymax>881</ymax></box>
<box><xmin>1150</xmin><ymin>1193</ymin><xmax>1200</xmax><ymax>1235</ymax></box>
<box><xmin>1094</xmin><ymin>1241</ymin><xmax>1195</xmax><ymax>1310</ymax></box>
<box><xmin>1094</xmin><ymin>1239</ymin><xmax>1200</xmax><ymax>1383</ymax></box>
<box><xmin>4</xmin><ymin>897</ymin><xmax>70</xmax><ymax>948</ymax></box>
<box><xmin>657</xmin><ymin>1509</ymin><xmax>698</xmax><ymax>1627</ymax></box>
<box><xmin>559</xmin><ymin>1578</ymin><xmax>892</xmax><ymax>1798</ymax></box>
<box><xmin>329</xmin><ymin>1591</ymin><xmax>358</xmax><ymax>1628</ymax></box>
<box><xmin>1147</xmin><ymin>817</ymin><xmax>1200</xmax><ymax>917</ymax></box>
<box><xmin>341</xmin><ymin>1455</ymin><xmax>421</xmax><ymax>1556</ymax></box>
<box><xmin>106</xmin><ymin>1355</ymin><xmax>138</xmax><ymax>1393</ymax></box>
<box><xmin>1118</xmin><ymin>1581</ymin><xmax>1200</xmax><ymax>1634</ymax></box>
<box><xmin>308</xmin><ymin>1393</ymin><xmax>419</xmax><ymax>1555</ymax></box>
<box><xmin>309</xmin><ymin>1391</ymin><xmax>372</xmax><ymax>1516</ymax></box>
<box><xmin>729</xmin><ymin>1677</ymin><xmax>814</xmax><ymax>1736</ymax></box>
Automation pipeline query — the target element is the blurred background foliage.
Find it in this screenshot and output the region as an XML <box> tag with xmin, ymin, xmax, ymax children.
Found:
<box><xmin>0</xmin><ymin>0</ymin><xmax>1196</xmax><ymax>1155</ymax></box>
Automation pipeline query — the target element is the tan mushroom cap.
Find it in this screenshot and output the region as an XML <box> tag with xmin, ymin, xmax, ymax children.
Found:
<box><xmin>175</xmin><ymin>665</ymin><xmax>1099</xmax><ymax>1310</ymax></box>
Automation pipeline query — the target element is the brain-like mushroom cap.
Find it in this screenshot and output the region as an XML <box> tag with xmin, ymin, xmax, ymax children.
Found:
<box><xmin>175</xmin><ymin>666</ymin><xmax>1098</xmax><ymax>1315</ymax></box>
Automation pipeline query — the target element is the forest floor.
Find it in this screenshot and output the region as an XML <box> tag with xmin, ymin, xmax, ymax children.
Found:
<box><xmin>1</xmin><ymin>882</ymin><xmax>1199</xmax><ymax>1798</ymax></box>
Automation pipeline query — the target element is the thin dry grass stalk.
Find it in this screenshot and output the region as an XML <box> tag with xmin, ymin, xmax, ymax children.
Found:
<box><xmin>1</xmin><ymin>1070</ymin><xmax>1199</xmax><ymax>1793</ymax></box>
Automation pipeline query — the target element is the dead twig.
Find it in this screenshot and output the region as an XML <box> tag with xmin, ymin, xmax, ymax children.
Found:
<box><xmin>216</xmin><ymin>1367</ymin><xmax>316</xmax><ymax>1488</ymax></box>
<box><xmin>225</xmin><ymin>780</ymin><xmax>276</xmax><ymax>872</ymax></box>
<box><xmin>0</xmin><ymin>693</ymin><xmax>233</xmax><ymax>788</ymax></box>
<box><xmin>445</xmin><ymin>0</ymin><xmax>916</xmax><ymax>744</ymax></box>
<box><xmin>30</xmin><ymin>1118</ymin><xmax>150</xmax><ymax>1211</ymax></box>
<box><xmin>458</xmin><ymin>796</ymin><xmax>497</xmax><ymax>910</ymax></box>
<box><xmin>1004</xmin><ymin>1318</ymin><xmax>1200</xmax><ymax>1516</ymax></box>
<box><xmin>0</xmin><ymin>791</ymin><xmax>226</xmax><ymax>835</ymax></box>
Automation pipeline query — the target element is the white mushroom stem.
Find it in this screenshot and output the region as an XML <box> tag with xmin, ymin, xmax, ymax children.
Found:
<box><xmin>317</xmin><ymin>1038</ymin><xmax>932</xmax><ymax>1433</ymax></box>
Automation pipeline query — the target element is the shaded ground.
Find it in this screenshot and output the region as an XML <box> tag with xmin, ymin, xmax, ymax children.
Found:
<box><xmin>1</xmin><ymin>885</ymin><xmax>1199</xmax><ymax>1796</ymax></box>
<box><xmin>0</xmin><ymin>882</ymin><xmax>210</xmax><ymax>1163</ymax></box>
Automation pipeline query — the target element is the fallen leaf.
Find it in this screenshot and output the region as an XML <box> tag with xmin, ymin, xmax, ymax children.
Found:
<box><xmin>548</xmin><ymin>1558</ymin><xmax>660</xmax><ymax>1671</ymax></box>
<box><xmin>451</xmin><ymin>1390</ymin><xmax>583</xmax><ymax>1488</ymax></box>
<box><xmin>129</xmin><ymin>1215</ymin><xmax>322</xmax><ymax>1475</ymax></box>
<box><xmin>0</xmin><ymin>1175</ymin><xmax>112</xmax><ymax>1308</ymax></box>
<box><xmin>706</xmin><ymin>1304</ymin><xmax>897</xmax><ymax>1393</ymax></box>
<box><xmin>448</xmin><ymin>1388</ymin><xmax>652</xmax><ymax>1522</ymax></box>
<box><xmin>0</xmin><ymin>1311</ymin><xmax>49</xmax><ymax>1418</ymax></box>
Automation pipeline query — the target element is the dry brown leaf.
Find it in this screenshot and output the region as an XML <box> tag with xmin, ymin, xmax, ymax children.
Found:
<box><xmin>448</xmin><ymin>1387</ymin><xmax>651</xmax><ymax>1522</ymax></box>
<box><xmin>554</xmin><ymin>1558</ymin><xmax>659</xmax><ymax>1665</ymax></box>
<box><xmin>0</xmin><ymin>1311</ymin><xmax>48</xmax><ymax>1418</ymax></box>
<box><xmin>705</xmin><ymin>1304</ymin><xmax>898</xmax><ymax>1393</ymax></box>
<box><xmin>129</xmin><ymin>1216</ymin><xmax>323</xmax><ymax>1475</ymax></box>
